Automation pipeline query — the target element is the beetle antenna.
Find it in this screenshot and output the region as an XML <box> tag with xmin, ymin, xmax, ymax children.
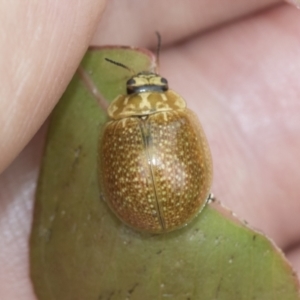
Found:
<box><xmin>155</xmin><ymin>31</ymin><xmax>161</xmax><ymax>73</ymax></box>
<box><xmin>105</xmin><ymin>58</ymin><xmax>135</xmax><ymax>75</ymax></box>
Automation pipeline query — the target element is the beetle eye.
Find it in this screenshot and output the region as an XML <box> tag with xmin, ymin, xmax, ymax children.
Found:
<box><xmin>127</xmin><ymin>78</ymin><xmax>136</xmax><ymax>86</ymax></box>
<box><xmin>161</xmin><ymin>77</ymin><xmax>168</xmax><ymax>84</ymax></box>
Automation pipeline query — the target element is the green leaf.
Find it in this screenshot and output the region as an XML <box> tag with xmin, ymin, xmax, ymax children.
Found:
<box><xmin>30</xmin><ymin>47</ymin><xmax>300</xmax><ymax>300</ymax></box>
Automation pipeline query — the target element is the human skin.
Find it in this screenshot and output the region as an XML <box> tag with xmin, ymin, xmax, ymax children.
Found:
<box><xmin>1</xmin><ymin>1</ymin><xmax>300</xmax><ymax>299</ymax></box>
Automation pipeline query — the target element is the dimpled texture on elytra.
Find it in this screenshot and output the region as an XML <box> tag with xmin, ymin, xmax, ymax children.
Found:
<box><xmin>100</xmin><ymin>105</ymin><xmax>212</xmax><ymax>233</ymax></box>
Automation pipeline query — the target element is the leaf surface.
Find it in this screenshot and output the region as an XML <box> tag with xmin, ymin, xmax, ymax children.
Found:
<box><xmin>30</xmin><ymin>47</ymin><xmax>300</xmax><ymax>300</ymax></box>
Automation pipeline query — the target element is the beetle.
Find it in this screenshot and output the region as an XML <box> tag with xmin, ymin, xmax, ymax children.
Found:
<box><xmin>99</xmin><ymin>37</ymin><xmax>213</xmax><ymax>233</ymax></box>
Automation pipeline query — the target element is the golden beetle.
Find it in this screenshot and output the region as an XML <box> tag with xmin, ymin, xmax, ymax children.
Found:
<box><xmin>99</xmin><ymin>55</ymin><xmax>213</xmax><ymax>234</ymax></box>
